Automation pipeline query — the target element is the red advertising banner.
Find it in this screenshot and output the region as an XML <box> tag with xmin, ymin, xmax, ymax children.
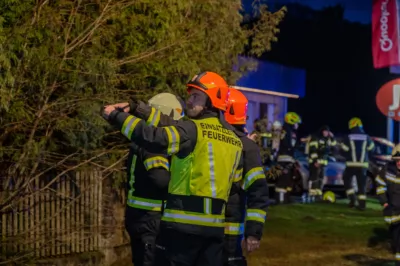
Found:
<box><xmin>372</xmin><ymin>0</ymin><xmax>400</xmax><ymax>69</ymax></box>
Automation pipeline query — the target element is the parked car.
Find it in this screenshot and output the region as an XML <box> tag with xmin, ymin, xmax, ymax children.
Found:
<box><xmin>267</xmin><ymin>136</ymin><xmax>394</xmax><ymax>197</ymax></box>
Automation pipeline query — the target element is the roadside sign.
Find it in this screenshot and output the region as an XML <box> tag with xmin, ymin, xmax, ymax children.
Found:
<box><xmin>376</xmin><ymin>78</ymin><xmax>400</xmax><ymax>121</ymax></box>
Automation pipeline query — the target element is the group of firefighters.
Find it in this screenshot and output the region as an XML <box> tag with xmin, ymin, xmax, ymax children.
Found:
<box><xmin>260</xmin><ymin>117</ymin><xmax>375</xmax><ymax>210</ymax></box>
<box><xmin>100</xmin><ymin>70</ymin><xmax>400</xmax><ymax>266</ymax></box>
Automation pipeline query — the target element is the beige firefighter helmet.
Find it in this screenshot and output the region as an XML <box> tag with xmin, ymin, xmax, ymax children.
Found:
<box><xmin>392</xmin><ymin>143</ymin><xmax>400</xmax><ymax>160</ymax></box>
<box><xmin>272</xmin><ymin>120</ymin><xmax>282</xmax><ymax>130</ymax></box>
<box><xmin>148</xmin><ymin>92</ymin><xmax>184</xmax><ymax>120</ymax></box>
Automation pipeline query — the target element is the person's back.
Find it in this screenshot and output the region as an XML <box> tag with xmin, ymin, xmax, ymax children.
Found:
<box><xmin>125</xmin><ymin>144</ymin><xmax>170</xmax><ymax>266</ymax></box>
<box><xmin>165</xmin><ymin>115</ymin><xmax>243</xmax><ymax>235</ymax></box>
<box><xmin>342</xmin><ymin>126</ymin><xmax>373</xmax><ymax>168</ymax></box>
<box><xmin>114</xmin><ymin>95</ymin><xmax>183</xmax><ymax>266</ymax></box>
<box><xmin>275</xmin><ymin>112</ymin><xmax>301</xmax><ymax>204</ymax></box>
<box><xmin>307</xmin><ymin>126</ymin><xmax>336</xmax><ymax>202</ymax></box>
<box><xmin>102</xmin><ymin>71</ymin><xmax>244</xmax><ymax>266</ymax></box>
<box><xmin>376</xmin><ymin>144</ymin><xmax>400</xmax><ymax>265</ymax></box>
<box><xmin>341</xmin><ymin>117</ymin><xmax>374</xmax><ymax>210</ymax></box>
<box><xmin>277</xmin><ymin>122</ymin><xmax>295</xmax><ymax>158</ymax></box>
<box><xmin>223</xmin><ymin>88</ymin><xmax>268</xmax><ymax>266</ymax></box>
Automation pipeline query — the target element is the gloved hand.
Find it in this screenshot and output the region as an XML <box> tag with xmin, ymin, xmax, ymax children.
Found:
<box><xmin>241</xmin><ymin>236</ymin><xmax>260</xmax><ymax>253</ymax></box>
<box><xmin>129</xmin><ymin>98</ymin><xmax>140</xmax><ymax>114</ymax></box>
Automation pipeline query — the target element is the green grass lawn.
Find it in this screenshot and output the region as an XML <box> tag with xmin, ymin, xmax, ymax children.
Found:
<box><xmin>114</xmin><ymin>198</ymin><xmax>396</xmax><ymax>266</ymax></box>
<box><xmin>249</xmin><ymin>199</ymin><xmax>395</xmax><ymax>266</ymax></box>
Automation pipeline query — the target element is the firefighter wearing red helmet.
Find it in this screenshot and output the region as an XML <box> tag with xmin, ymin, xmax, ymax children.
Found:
<box><xmin>103</xmin><ymin>71</ymin><xmax>243</xmax><ymax>266</ymax></box>
<box><xmin>223</xmin><ymin>88</ymin><xmax>268</xmax><ymax>266</ymax></box>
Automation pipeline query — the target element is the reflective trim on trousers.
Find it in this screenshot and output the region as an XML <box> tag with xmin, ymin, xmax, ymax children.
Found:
<box><xmin>357</xmin><ymin>194</ymin><xmax>366</xmax><ymax>200</ymax></box>
<box><xmin>384</xmin><ymin>215</ymin><xmax>400</xmax><ymax>224</ymax></box>
<box><xmin>376</xmin><ymin>186</ymin><xmax>387</xmax><ymax>195</ymax></box>
<box><xmin>275</xmin><ymin>188</ymin><xmax>287</xmax><ymax>193</ymax></box>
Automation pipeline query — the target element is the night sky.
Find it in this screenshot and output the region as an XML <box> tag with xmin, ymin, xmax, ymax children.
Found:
<box><xmin>275</xmin><ymin>0</ymin><xmax>372</xmax><ymax>24</ymax></box>
<box><xmin>249</xmin><ymin>0</ymin><xmax>399</xmax><ymax>141</ymax></box>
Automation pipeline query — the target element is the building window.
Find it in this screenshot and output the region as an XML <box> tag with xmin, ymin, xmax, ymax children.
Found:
<box><xmin>247</xmin><ymin>101</ymin><xmax>257</xmax><ymax>131</ymax></box>
<box><xmin>259</xmin><ymin>103</ymin><xmax>269</xmax><ymax>119</ymax></box>
<box><xmin>259</xmin><ymin>103</ymin><xmax>275</xmax><ymax>128</ymax></box>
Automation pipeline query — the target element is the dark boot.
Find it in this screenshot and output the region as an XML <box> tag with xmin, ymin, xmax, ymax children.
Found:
<box><xmin>357</xmin><ymin>200</ymin><xmax>366</xmax><ymax>211</ymax></box>
<box><xmin>301</xmin><ymin>192</ymin><xmax>308</xmax><ymax>203</ymax></box>
<box><xmin>274</xmin><ymin>190</ymin><xmax>286</xmax><ymax>204</ymax></box>
<box><xmin>284</xmin><ymin>192</ymin><xmax>292</xmax><ymax>204</ymax></box>
<box><xmin>315</xmin><ymin>195</ymin><xmax>323</xmax><ymax>202</ymax></box>
<box><xmin>348</xmin><ymin>195</ymin><xmax>356</xmax><ymax>208</ymax></box>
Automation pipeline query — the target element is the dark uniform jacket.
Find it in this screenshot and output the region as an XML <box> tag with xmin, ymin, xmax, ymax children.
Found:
<box><xmin>308</xmin><ymin>133</ymin><xmax>336</xmax><ymax>165</ymax></box>
<box><xmin>277</xmin><ymin>123</ymin><xmax>297</xmax><ymax>163</ymax></box>
<box><xmin>376</xmin><ymin>162</ymin><xmax>400</xmax><ymax>224</ymax></box>
<box><xmin>126</xmin><ymin>142</ymin><xmax>170</xmax><ymax>222</ymax></box>
<box><xmin>226</xmin><ymin>133</ymin><xmax>269</xmax><ymax>241</ymax></box>
<box><xmin>340</xmin><ymin>127</ymin><xmax>375</xmax><ymax>168</ymax></box>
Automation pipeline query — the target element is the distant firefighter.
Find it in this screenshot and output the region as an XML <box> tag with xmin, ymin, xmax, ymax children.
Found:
<box><xmin>376</xmin><ymin>144</ymin><xmax>400</xmax><ymax>265</ymax></box>
<box><xmin>274</xmin><ymin>112</ymin><xmax>301</xmax><ymax>204</ymax></box>
<box><xmin>340</xmin><ymin>117</ymin><xmax>374</xmax><ymax>210</ymax></box>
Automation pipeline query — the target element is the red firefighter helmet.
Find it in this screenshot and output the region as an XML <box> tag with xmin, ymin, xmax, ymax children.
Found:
<box><xmin>224</xmin><ymin>87</ymin><xmax>248</xmax><ymax>125</ymax></box>
<box><xmin>187</xmin><ymin>71</ymin><xmax>230</xmax><ymax>111</ymax></box>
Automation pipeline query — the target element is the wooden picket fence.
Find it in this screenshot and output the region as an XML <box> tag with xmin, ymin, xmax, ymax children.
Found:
<box><xmin>1</xmin><ymin>170</ymin><xmax>104</xmax><ymax>259</ymax></box>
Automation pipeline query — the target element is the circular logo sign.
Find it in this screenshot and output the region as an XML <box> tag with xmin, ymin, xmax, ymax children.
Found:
<box><xmin>376</xmin><ymin>78</ymin><xmax>400</xmax><ymax>121</ymax></box>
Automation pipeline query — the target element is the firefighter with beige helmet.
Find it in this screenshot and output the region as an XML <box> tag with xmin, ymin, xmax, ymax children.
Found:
<box><xmin>270</xmin><ymin>120</ymin><xmax>283</xmax><ymax>161</ymax></box>
<box><xmin>147</xmin><ymin>92</ymin><xmax>185</xmax><ymax>120</ymax></box>
<box><xmin>105</xmin><ymin>93</ymin><xmax>183</xmax><ymax>266</ymax></box>
<box><xmin>376</xmin><ymin>143</ymin><xmax>400</xmax><ymax>265</ymax></box>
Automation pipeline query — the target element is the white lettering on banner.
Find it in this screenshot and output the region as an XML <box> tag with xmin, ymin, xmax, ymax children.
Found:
<box><xmin>389</xmin><ymin>84</ymin><xmax>400</xmax><ymax>111</ymax></box>
<box><xmin>380</xmin><ymin>0</ymin><xmax>393</xmax><ymax>52</ymax></box>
